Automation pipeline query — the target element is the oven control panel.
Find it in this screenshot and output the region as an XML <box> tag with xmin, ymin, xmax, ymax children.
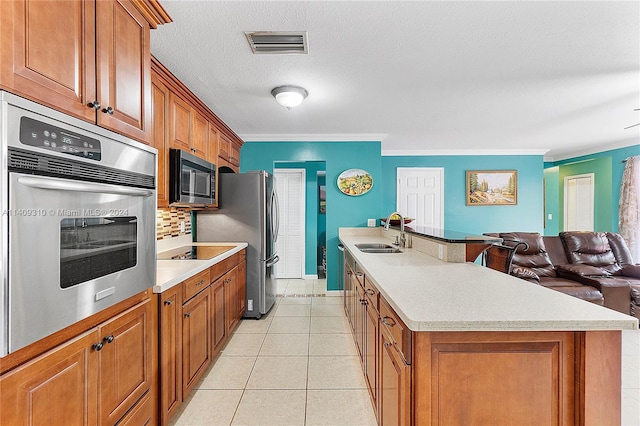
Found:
<box><xmin>19</xmin><ymin>116</ymin><xmax>102</xmax><ymax>160</ymax></box>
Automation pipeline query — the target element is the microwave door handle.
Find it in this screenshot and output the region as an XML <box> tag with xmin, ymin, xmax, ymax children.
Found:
<box><xmin>17</xmin><ymin>176</ymin><xmax>154</xmax><ymax>197</ymax></box>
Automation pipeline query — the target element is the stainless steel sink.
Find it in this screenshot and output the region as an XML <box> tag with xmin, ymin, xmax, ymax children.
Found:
<box><xmin>355</xmin><ymin>243</ymin><xmax>402</xmax><ymax>253</ymax></box>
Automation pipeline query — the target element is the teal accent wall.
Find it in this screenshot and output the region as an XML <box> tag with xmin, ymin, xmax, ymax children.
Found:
<box><xmin>241</xmin><ymin>142</ymin><xmax>382</xmax><ymax>291</ymax></box>
<box><xmin>274</xmin><ymin>161</ymin><xmax>326</xmax><ymax>276</ymax></box>
<box><xmin>380</xmin><ymin>155</ymin><xmax>545</xmax><ymax>235</ymax></box>
<box><xmin>545</xmin><ymin>144</ymin><xmax>639</xmax><ymax>233</ymax></box>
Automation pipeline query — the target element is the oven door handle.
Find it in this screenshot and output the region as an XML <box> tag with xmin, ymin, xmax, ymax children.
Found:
<box><xmin>17</xmin><ymin>176</ymin><xmax>154</xmax><ymax>197</ymax></box>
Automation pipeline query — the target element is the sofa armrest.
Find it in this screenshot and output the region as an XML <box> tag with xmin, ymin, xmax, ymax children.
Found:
<box><xmin>556</xmin><ymin>264</ymin><xmax>611</xmax><ymax>277</ymax></box>
<box><xmin>621</xmin><ymin>264</ymin><xmax>640</xmax><ymax>278</ymax></box>
<box><xmin>511</xmin><ymin>266</ymin><xmax>540</xmax><ymax>283</ymax></box>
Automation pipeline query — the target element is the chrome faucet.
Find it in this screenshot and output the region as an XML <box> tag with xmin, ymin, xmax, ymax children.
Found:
<box><xmin>384</xmin><ymin>211</ymin><xmax>407</xmax><ymax>248</ymax></box>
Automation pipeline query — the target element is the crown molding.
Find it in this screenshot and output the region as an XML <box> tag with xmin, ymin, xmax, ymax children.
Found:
<box><xmin>544</xmin><ymin>139</ymin><xmax>639</xmax><ymax>163</ymax></box>
<box><xmin>240</xmin><ymin>134</ymin><xmax>387</xmax><ymax>142</ymax></box>
<box><xmin>381</xmin><ymin>148</ymin><xmax>549</xmax><ymax>157</ymax></box>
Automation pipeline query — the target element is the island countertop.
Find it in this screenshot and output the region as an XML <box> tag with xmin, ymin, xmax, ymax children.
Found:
<box><xmin>339</xmin><ymin>229</ymin><xmax>638</xmax><ymax>332</ymax></box>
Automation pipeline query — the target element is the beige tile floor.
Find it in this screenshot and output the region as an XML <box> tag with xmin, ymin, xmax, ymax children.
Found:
<box><xmin>171</xmin><ymin>279</ymin><xmax>640</xmax><ymax>426</ymax></box>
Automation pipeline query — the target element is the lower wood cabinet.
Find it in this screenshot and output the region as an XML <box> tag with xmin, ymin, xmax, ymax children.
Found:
<box><xmin>0</xmin><ymin>298</ymin><xmax>153</xmax><ymax>426</ymax></box>
<box><xmin>157</xmin><ymin>249</ymin><xmax>247</xmax><ymax>425</ymax></box>
<box><xmin>181</xmin><ymin>285</ymin><xmax>212</xmax><ymax>395</ymax></box>
<box><xmin>379</xmin><ymin>322</ymin><xmax>411</xmax><ymax>426</ymax></box>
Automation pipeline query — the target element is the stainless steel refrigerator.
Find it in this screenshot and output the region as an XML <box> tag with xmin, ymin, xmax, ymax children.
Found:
<box><xmin>196</xmin><ymin>171</ymin><xmax>279</xmax><ymax>318</ymax></box>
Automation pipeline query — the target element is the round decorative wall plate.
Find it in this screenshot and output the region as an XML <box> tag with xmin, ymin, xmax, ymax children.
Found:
<box><xmin>337</xmin><ymin>169</ymin><xmax>373</xmax><ymax>196</ymax></box>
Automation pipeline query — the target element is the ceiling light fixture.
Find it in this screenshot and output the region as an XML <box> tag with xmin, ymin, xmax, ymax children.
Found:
<box><xmin>271</xmin><ymin>85</ymin><xmax>308</xmax><ymax>109</ymax></box>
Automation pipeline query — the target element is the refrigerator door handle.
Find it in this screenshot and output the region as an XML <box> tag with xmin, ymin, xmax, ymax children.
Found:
<box><xmin>272</xmin><ymin>188</ymin><xmax>280</xmax><ymax>242</ymax></box>
<box><xmin>266</xmin><ymin>255</ymin><xmax>280</xmax><ymax>268</ymax></box>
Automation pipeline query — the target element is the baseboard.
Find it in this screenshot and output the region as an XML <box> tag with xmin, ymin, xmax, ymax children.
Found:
<box><xmin>325</xmin><ymin>290</ymin><xmax>343</xmax><ymax>297</ymax></box>
<box><xmin>304</xmin><ymin>274</ymin><xmax>319</xmax><ymax>280</ymax></box>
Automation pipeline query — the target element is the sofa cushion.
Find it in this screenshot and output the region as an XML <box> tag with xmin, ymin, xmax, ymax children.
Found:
<box><xmin>631</xmin><ymin>285</ymin><xmax>640</xmax><ymax>305</ymax></box>
<box><xmin>606</xmin><ymin>232</ymin><xmax>635</xmax><ymax>266</ymax></box>
<box><xmin>548</xmin><ymin>286</ymin><xmax>604</xmax><ymax>304</ymax></box>
<box><xmin>559</xmin><ymin>231</ymin><xmax>621</xmax><ymax>275</ymax></box>
<box><xmin>499</xmin><ymin>232</ymin><xmax>556</xmax><ymax>277</ymax></box>
<box><xmin>621</xmin><ymin>264</ymin><xmax>640</xmax><ymax>279</ymax></box>
<box><xmin>556</xmin><ymin>263</ymin><xmax>612</xmax><ymax>277</ymax></box>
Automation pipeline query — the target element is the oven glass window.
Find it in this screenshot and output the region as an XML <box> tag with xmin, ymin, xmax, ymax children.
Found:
<box><xmin>59</xmin><ymin>217</ymin><xmax>137</xmax><ymax>288</ymax></box>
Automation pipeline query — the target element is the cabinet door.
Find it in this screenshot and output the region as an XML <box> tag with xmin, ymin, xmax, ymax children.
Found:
<box><xmin>182</xmin><ymin>288</ymin><xmax>212</xmax><ymax>394</ymax></box>
<box><xmin>218</xmin><ymin>134</ymin><xmax>230</xmax><ymax>160</ymax></box>
<box><xmin>99</xmin><ymin>300</ymin><xmax>152</xmax><ymax>426</ymax></box>
<box><xmin>159</xmin><ymin>287</ymin><xmax>182</xmax><ymax>424</ymax></box>
<box><xmin>95</xmin><ymin>0</ymin><xmax>151</xmax><ymax>143</ymax></box>
<box><xmin>0</xmin><ymin>330</ymin><xmax>99</xmax><ymax>426</ymax></box>
<box><xmin>379</xmin><ymin>327</ymin><xmax>411</xmax><ymax>426</ymax></box>
<box><xmin>212</xmin><ymin>277</ymin><xmax>227</xmax><ymax>355</ymax></box>
<box><xmin>229</xmin><ymin>142</ymin><xmax>240</xmax><ymax>166</ymax></box>
<box><xmin>355</xmin><ymin>282</ymin><xmax>365</xmax><ymax>359</ymax></box>
<box><xmin>225</xmin><ymin>267</ymin><xmax>240</xmax><ymax>334</ymax></box>
<box><xmin>191</xmin><ymin>109</ymin><xmax>209</xmax><ymax>159</ymax></box>
<box><xmin>152</xmin><ymin>76</ymin><xmax>170</xmax><ymax>208</ymax></box>
<box><xmin>364</xmin><ymin>301</ymin><xmax>378</xmax><ymax>406</ymax></box>
<box><xmin>237</xmin><ymin>260</ymin><xmax>247</xmax><ymax>319</ymax></box>
<box><xmin>116</xmin><ymin>390</ymin><xmax>153</xmax><ymax>426</ymax></box>
<box><xmin>0</xmin><ymin>0</ymin><xmax>96</xmax><ymax>122</ymax></box>
<box><xmin>169</xmin><ymin>92</ymin><xmax>191</xmax><ymax>151</ymax></box>
<box><xmin>207</xmin><ymin>125</ymin><xmax>219</xmax><ymax>164</ymax></box>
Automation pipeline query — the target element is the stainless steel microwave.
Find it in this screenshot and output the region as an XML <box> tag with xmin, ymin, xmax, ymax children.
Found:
<box><xmin>169</xmin><ymin>148</ymin><xmax>216</xmax><ymax>206</ymax></box>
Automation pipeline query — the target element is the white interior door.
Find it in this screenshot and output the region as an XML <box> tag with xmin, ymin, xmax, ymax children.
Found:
<box><xmin>564</xmin><ymin>173</ymin><xmax>594</xmax><ymax>231</ymax></box>
<box><xmin>397</xmin><ymin>168</ymin><xmax>444</xmax><ymax>228</ymax></box>
<box><xmin>274</xmin><ymin>168</ymin><xmax>305</xmax><ymax>278</ymax></box>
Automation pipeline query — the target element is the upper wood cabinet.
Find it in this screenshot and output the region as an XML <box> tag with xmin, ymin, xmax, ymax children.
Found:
<box><xmin>151</xmin><ymin>57</ymin><xmax>244</xmax><ymax>207</ymax></box>
<box><xmin>0</xmin><ymin>0</ymin><xmax>170</xmax><ymax>144</ymax></box>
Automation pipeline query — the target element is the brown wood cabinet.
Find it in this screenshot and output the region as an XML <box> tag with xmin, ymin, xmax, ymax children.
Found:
<box><xmin>0</xmin><ymin>0</ymin><xmax>169</xmax><ymax>144</ymax></box>
<box><xmin>159</xmin><ymin>286</ymin><xmax>182</xmax><ymax>424</ymax></box>
<box><xmin>181</xmin><ymin>284</ymin><xmax>212</xmax><ymax>395</ymax></box>
<box><xmin>0</xmin><ymin>298</ymin><xmax>153</xmax><ymax>426</ymax></box>
<box><xmin>156</xmin><ymin>249</ymin><xmax>247</xmax><ymax>425</ymax></box>
<box><xmin>151</xmin><ymin>57</ymin><xmax>244</xmax><ymax>208</ymax></box>
<box><xmin>379</xmin><ymin>323</ymin><xmax>411</xmax><ymax>426</ymax></box>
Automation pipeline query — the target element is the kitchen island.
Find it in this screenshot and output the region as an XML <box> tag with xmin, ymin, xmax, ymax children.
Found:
<box><xmin>339</xmin><ymin>228</ymin><xmax>638</xmax><ymax>425</ymax></box>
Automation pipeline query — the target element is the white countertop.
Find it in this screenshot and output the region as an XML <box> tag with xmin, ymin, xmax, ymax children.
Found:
<box><xmin>339</xmin><ymin>229</ymin><xmax>639</xmax><ymax>332</ymax></box>
<box><xmin>154</xmin><ymin>237</ymin><xmax>248</xmax><ymax>293</ymax></box>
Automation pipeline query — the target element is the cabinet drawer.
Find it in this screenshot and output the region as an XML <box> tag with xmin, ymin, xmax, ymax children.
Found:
<box><xmin>210</xmin><ymin>254</ymin><xmax>238</xmax><ymax>282</ymax></box>
<box><xmin>183</xmin><ymin>269</ymin><xmax>210</xmax><ymax>302</ymax></box>
<box><xmin>379</xmin><ymin>297</ymin><xmax>411</xmax><ymax>364</ymax></box>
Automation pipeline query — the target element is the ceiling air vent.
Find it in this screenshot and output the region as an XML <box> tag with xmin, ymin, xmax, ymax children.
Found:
<box><xmin>245</xmin><ymin>31</ymin><xmax>308</xmax><ymax>54</ymax></box>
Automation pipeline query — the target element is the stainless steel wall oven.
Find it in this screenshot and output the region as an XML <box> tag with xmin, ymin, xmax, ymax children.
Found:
<box><xmin>0</xmin><ymin>92</ymin><xmax>157</xmax><ymax>356</ymax></box>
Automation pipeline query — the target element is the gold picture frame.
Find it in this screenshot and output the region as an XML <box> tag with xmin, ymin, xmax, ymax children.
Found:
<box><xmin>466</xmin><ymin>170</ymin><xmax>517</xmax><ymax>205</ymax></box>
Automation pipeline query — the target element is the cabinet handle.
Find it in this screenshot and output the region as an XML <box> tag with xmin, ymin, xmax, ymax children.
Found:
<box><xmin>101</xmin><ymin>106</ymin><xmax>114</xmax><ymax>115</ymax></box>
<box><xmin>184</xmin><ymin>313</ymin><xmax>191</xmax><ymax>318</ymax></box>
<box><xmin>164</xmin><ymin>299</ymin><xmax>173</xmax><ymax>305</ymax></box>
<box><xmin>381</xmin><ymin>316</ymin><xmax>396</xmax><ymax>327</ymax></box>
<box><xmin>103</xmin><ymin>334</ymin><xmax>114</xmax><ymax>344</ymax></box>
<box><xmin>356</xmin><ymin>272</ymin><xmax>363</xmax><ymax>277</ymax></box>
<box><xmin>87</xmin><ymin>101</ymin><xmax>101</xmax><ymax>110</ymax></box>
<box><xmin>365</xmin><ymin>289</ymin><xmax>375</xmax><ymax>296</ymax></box>
<box><xmin>92</xmin><ymin>342</ymin><xmax>104</xmax><ymax>351</ymax></box>
<box><xmin>384</xmin><ymin>342</ymin><xmax>391</xmax><ymax>348</ymax></box>
<box><xmin>196</xmin><ymin>279</ymin><xmax>205</xmax><ymax>286</ymax></box>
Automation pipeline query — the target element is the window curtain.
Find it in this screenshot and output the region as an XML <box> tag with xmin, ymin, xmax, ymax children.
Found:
<box><xmin>619</xmin><ymin>156</ymin><xmax>640</xmax><ymax>263</ymax></box>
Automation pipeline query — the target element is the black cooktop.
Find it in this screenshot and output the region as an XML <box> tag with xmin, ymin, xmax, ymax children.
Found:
<box><xmin>157</xmin><ymin>245</ymin><xmax>235</xmax><ymax>260</ymax></box>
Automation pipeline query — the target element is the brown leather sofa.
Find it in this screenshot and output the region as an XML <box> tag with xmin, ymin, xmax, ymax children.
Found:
<box><xmin>486</xmin><ymin>232</ymin><xmax>605</xmax><ymax>306</ymax></box>
<box><xmin>557</xmin><ymin>231</ymin><xmax>638</xmax><ymax>318</ymax></box>
<box><xmin>487</xmin><ymin>231</ymin><xmax>638</xmax><ymax>317</ymax></box>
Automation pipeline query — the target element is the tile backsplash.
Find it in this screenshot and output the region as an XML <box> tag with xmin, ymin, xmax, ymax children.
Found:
<box><xmin>157</xmin><ymin>207</ymin><xmax>192</xmax><ymax>240</ymax></box>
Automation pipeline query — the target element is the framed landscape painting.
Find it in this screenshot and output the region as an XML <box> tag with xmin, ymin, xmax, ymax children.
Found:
<box><xmin>466</xmin><ymin>170</ymin><xmax>517</xmax><ymax>205</ymax></box>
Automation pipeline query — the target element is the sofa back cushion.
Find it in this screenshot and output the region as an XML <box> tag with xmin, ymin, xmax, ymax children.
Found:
<box><xmin>560</xmin><ymin>231</ymin><xmax>621</xmax><ymax>275</ymax></box>
<box><xmin>606</xmin><ymin>232</ymin><xmax>635</xmax><ymax>266</ymax></box>
<box><xmin>499</xmin><ymin>232</ymin><xmax>556</xmax><ymax>277</ymax></box>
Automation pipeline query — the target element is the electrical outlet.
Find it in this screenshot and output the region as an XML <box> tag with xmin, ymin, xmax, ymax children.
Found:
<box><xmin>547</xmin><ymin>214</ymin><xmax>553</xmax><ymax>220</ymax></box>
<box><xmin>180</xmin><ymin>221</ymin><xmax>186</xmax><ymax>233</ymax></box>
<box><xmin>247</xmin><ymin>299</ymin><xmax>253</xmax><ymax>311</ymax></box>
<box><xmin>438</xmin><ymin>245</ymin><xmax>444</xmax><ymax>260</ymax></box>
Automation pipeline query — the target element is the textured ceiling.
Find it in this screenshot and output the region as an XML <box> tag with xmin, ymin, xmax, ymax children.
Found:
<box><xmin>150</xmin><ymin>1</ymin><xmax>640</xmax><ymax>161</ymax></box>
